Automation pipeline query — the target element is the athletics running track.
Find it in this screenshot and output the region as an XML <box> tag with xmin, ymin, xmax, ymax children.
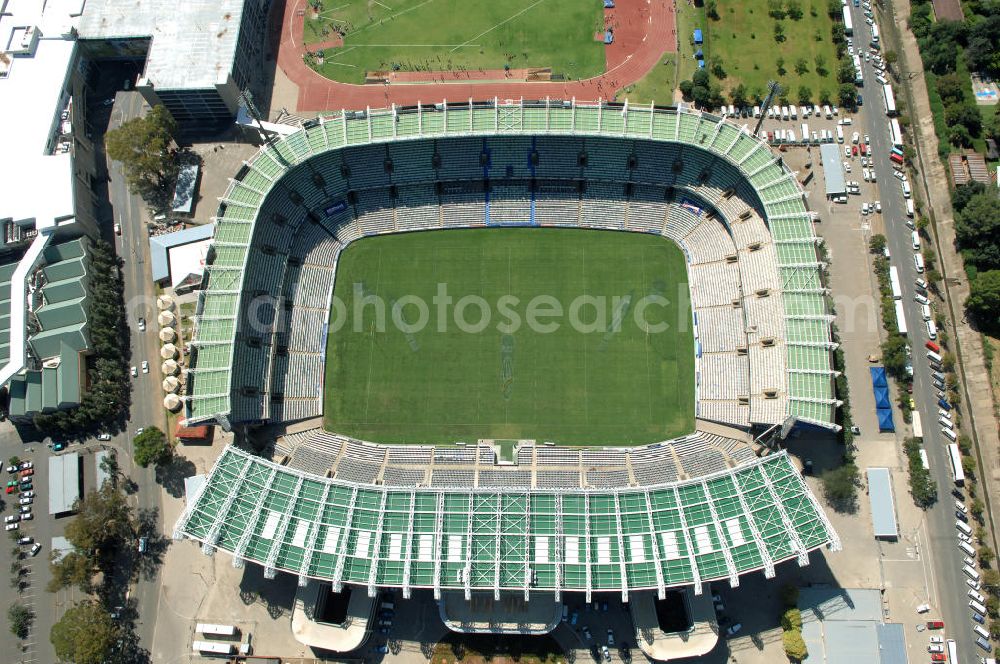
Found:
<box><xmin>277</xmin><ymin>0</ymin><xmax>678</xmax><ymax>111</ymax></box>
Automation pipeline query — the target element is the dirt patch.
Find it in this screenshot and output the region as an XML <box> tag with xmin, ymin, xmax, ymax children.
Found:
<box><xmin>932</xmin><ymin>0</ymin><xmax>964</xmax><ymax>21</ymax></box>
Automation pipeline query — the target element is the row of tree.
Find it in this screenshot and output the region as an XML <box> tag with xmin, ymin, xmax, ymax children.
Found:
<box><xmin>952</xmin><ymin>184</ymin><xmax>1000</xmax><ymax>334</ymax></box>
<box><xmin>33</xmin><ymin>240</ymin><xmax>129</xmax><ymax>436</ymax></box>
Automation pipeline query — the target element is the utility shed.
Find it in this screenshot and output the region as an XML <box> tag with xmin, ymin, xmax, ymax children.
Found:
<box><xmin>820</xmin><ymin>143</ymin><xmax>846</xmax><ymax>198</ymax></box>
<box><xmin>48</xmin><ymin>453</ymin><xmax>80</xmax><ymax>515</ymax></box>
<box><xmin>866</xmin><ymin>467</ymin><xmax>898</xmax><ymax>539</ymax></box>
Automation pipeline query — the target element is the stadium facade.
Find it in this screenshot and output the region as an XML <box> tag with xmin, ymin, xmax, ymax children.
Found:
<box><xmin>175</xmin><ymin>100</ymin><xmax>841</xmax><ymax>607</ymax></box>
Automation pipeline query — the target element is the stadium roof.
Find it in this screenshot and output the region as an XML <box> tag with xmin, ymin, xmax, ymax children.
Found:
<box><xmin>174</xmin><ymin>445</ymin><xmax>839</xmax><ymax>599</ymax></box>
<box><xmin>48</xmin><ymin>452</ymin><xmax>80</xmax><ymax>515</ymax></box>
<box><xmin>185</xmin><ymin>100</ymin><xmax>838</xmax><ymax>430</ymax></box>
<box><xmin>77</xmin><ymin>0</ymin><xmax>246</xmax><ymax>91</ymax></box>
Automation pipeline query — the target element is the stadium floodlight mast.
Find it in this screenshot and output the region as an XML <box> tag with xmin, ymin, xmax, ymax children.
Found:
<box><xmin>753</xmin><ymin>80</ymin><xmax>781</xmax><ymax>136</ymax></box>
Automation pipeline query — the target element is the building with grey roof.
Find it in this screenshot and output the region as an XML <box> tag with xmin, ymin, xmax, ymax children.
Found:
<box><xmin>799</xmin><ymin>587</ymin><xmax>908</xmax><ymax>664</ymax></box>
<box><xmin>48</xmin><ymin>453</ymin><xmax>81</xmax><ymax>515</ymax></box>
<box><xmin>820</xmin><ymin>143</ymin><xmax>847</xmax><ymax>198</ymax></box>
<box><xmin>78</xmin><ymin>0</ymin><xmax>272</xmax><ymax>128</ymax></box>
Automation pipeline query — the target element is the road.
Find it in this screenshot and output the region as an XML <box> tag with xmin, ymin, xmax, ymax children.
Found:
<box><xmin>849</xmin><ymin>3</ymin><xmax>980</xmax><ymax>661</ymax></box>
<box><xmin>105</xmin><ymin>90</ymin><xmax>169</xmax><ymax>657</ymax></box>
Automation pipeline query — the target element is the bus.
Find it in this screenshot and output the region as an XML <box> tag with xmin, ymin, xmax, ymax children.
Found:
<box><xmin>196</xmin><ymin>623</ymin><xmax>237</xmax><ymax>637</ymax></box>
<box><xmin>889</xmin><ymin>266</ymin><xmax>902</xmax><ymax>299</ymax></box>
<box><xmin>946</xmin><ymin>639</ymin><xmax>958</xmax><ymax>664</ymax></box>
<box><xmin>889</xmin><ymin>118</ymin><xmax>903</xmax><ymax>148</ymax></box>
<box><xmin>843</xmin><ymin>5</ymin><xmax>854</xmax><ymax>35</ymax></box>
<box><xmin>883</xmin><ymin>84</ymin><xmax>897</xmax><ymax>117</ymax></box>
<box><xmin>913</xmin><ymin>410</ymin><xmax>923</xmax><ymax>438</ymax></box>
<box><xmin>948</xmin><ymin>443</ymin><xmax>965</xmax><ymax>486</ymax></box>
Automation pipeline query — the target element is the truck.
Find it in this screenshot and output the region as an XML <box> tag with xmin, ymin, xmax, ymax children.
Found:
<box><xmin>889</xmin><ymin>266</ymin><xmax>902</xmax><ymax>299</ymax></box>
<box><xmin>889</xmin><ymin>118</ymin><xmax>903</xmax><ymax>148</ymax></box>
<box><xmin>843</xmin><ymin>5</ymin><xmax>854</xmax><ymax>34</ymax></box>
<box><xmin>894</xmin><ymin>299</ymin><xmax>907</xmax><ymax>335</ymax></box>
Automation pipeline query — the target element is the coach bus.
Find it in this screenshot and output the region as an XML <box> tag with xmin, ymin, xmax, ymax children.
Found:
<box><xmin>946</xmin><ymin>639</ymin><xmax>958</xmax><ymax>663</ymax></box>
<box><xmin>889</xmin><ymin>266</ymin><xmax>902</xmax><ymax>299</ymax></box>
<box><xmin>948</xmin><ymin>443</ymin><xmax>965</xmax><ymax>486</ymax></box>
<box><xmin>883</xmin><ymin>84</ymin><xmax>897</xmax><ymax>117</ymax></box>
<box><xmin>913</xmin><ymin>411</ymin><xmax>923</xmax><ymax>439</ymax></box>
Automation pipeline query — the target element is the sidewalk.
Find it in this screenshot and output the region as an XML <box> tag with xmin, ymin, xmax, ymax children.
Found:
<box><xmin>888</xmin><ymin>0</ymin><xmax>1000</xmax><ymax>543</ymax></box>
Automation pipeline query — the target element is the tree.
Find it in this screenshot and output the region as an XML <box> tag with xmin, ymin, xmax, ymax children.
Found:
<box><xmin>774</xmin><ymin>21</ymin><xmax>787</xmax><ymax>43</ymax></box>
<box><xmin>815</xmin><ymin>54</ymin><xmax>828</xmax><ymax>75</ymax></box>
<box><xmin>991</xmin><ymin>619</ymin><xmax>1000</xmax><ymax>641</ymax></box>
<box><xmin>781</xmin><ymin>608</ymin><xmax>803</xmax><ymax>630</ymax></box>
<box><xmin>679</xmin><ymin>79</ymin><xmax>694</xmax><ymax>100</ymax></box>
<box><xmin>777</xmin><ymin>57</ymin><xmax>787</xmax><ymax>76</ymax></box>
<box><xmin>692</xmin><ymin>69</ymin><xmax>710</xmax><ymax>89</ymax></box>
<box><xmin>50</xmin><ymin>600</ymin><xmax>117</xmax><ymax>664</ymax></box>
<box><xmin>949</xmin><ymin>123</ymin><xmax>973</xmax><ymax>147</ymax></box>
<box><xmin>946</xmin><ymin>103</ymin><xmax>983</xmax><ymax>137</ymax></box>
<box><xmin>967</xmin><ymin>270</ymin><xmax>1000</xmax><ymax>331</ymax></box>
<box><xmin>821</xmin><ymin>463</ymin><xmax>859</xmax><ymax>509</ymax></box>
<box><xmin>989</xmin><ymin>595</ymin><xmax>1000</xmax><ymax>618</ymax></box>
<box><xmin>982</xmin><ymin>569</ymin><xmax>1000</xmax><ymax>592</ymax></box>
<box><xmin>64</xmin><ymin>483</ymin><xmax>134</xmax><ymax>556</ymax></box>
<box><xmin>692</xmin><ymin>85</ymin><xmax>711</xmax><ymax>108</ymax></box>
<box><xmin>827</xmin><ymin>0</ymin><xmax>841</xmax><ymax>17</ymax></box>
<box><xmin>104</xmin><ymin>105</ymin><xmax>179</xmax><ymax>206</ymax></box>
<box><xmin>787</xmin><ymin>0</ymin><xmax>804</xmax><ymax>19</ymax></box>
<box><xmin>956</xmin><ymin>192</ymin><xmax>1000</xmax><ymax>270</ymax></box>
<box><xmin>973</xmin><ymin>498</ymin><xmax>986</xmax><ymax>519</ymax></box>
<box><xmin>47</xmin><ymin>551</ymin><xmax>96</xmax><ymax>594</ymax></box>
<box><xmin>797</xmin><ymin>86</ymin><xmax>812</xmax><ymax>104</ymax></box>
<box><xmin>795</xmin><ymin>57</ymin><xmax>809</xmax><ymax>75</ymax></box>
<box><xmin>782</xmin><ymin>629</ymin><xmax>809</xmax><ymax>661</ymax></box>
<box><xmin>133</xmin><ymin>426</ymin><xmax>171</xmax><ymax>468</ymax></box>
<box><xmin>768</xmin><ymin>0</ymin><xmax>787</xmax><ymax>19</ymax></box>
<box><xmin>869</xmin><ymin>234</ymin><xmax>887</xmax><ymax>255</ymax></box>
<box><xmin>710</xmin><ymin>57</ymin><xmax>727</xmax><ymax>79</ymax></box>
<box><xmin>881</xmin><ymin>335</ymin><xmax>910</xmax><ymax>379</ymax></box>
<box><xmin>731</xmin><ymin>84</ymin><xmax>749</xmax><ymax>108</ymax></box>
<box><xmin>706</xmin><ymin>0</ymin><xmax>720</xmax><ymax>19</ymax></box>
<box><xmin>981</xmin><ymin>545</ymin><xmax>996</xmax><ymax>568</ymax></box>
<box><xmin>838</xmin><ymin>83</ymin><xmax>857</xmax><ymax>109</ymax></box>
<box><xmin>8</xmin><ymin>603</ymin><xmax>32</xmax><ymax>639</ymax></box>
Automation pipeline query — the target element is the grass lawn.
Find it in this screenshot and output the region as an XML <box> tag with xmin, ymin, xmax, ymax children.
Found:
<box><xmin>617</xmin><ymin>53</ymin><xmax>677</xmax><ymax>105</ymax></box>
<box><xmin>675</xmin><ymin>1</ymin><xmax>705</xmax><ymax>89</ymax></box>
<box><xmin>303</xmin><ymin>0</ymin><xmax>605</xmax><ymax>85</ymax></box>
<box><xmin>705</xmin><ymin>0</ymin><xmax>840</xmax><ymax>102</ymax></box>
<box><xmin>324</xmin><ymin>228</ymin><xmax>695</xmax><ymax>445</ymax></box>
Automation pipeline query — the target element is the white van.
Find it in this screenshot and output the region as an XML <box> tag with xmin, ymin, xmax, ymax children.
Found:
<box><xmin>958</xmin><ymin>520</ymin><xmax>974</xmax><ymax>536</ymax></box>
<box><xmin>921</xmin><ymin>304</ymin><xmax>932</xmax><ymax>321</ymax></box>
<box><xmin>975</xmin><ymin>624</ymin><xmax>990</xmax><ymax>640</ymax></box>
<box><xmin>753</xmin><ymin>106</ymin><xmax>761</xmax><ymax>118</ymax></box>
<box><xmin>970</xmin><ymin>589</ymin><xmax>986</xmax><ymax>603</ymax></box>
<box><xmin>926</xmin><ymin>319</ymin><xmax>937</xmax><ymax>339</ymax></box>
<box><xmin>911</xmin><ymin>231</ymin><xmax>921</xmax><ymax>251</ymax></box>
<box><xmin>940</xmin><ymin>417</ymin><xmax>954</xmax><ymax>429</ymax></box>
<box><xmin>836</xmin><ymin>126</ymin><xmax>844</xmax><ymax>143</ymax></box>
<box><xmin>960</xmin><ymin>541</ymin><xmax>977</xmax><ymax>556</ymax></box>
<box><xmin>970</xmin><ymin>599</ymin><xmax>988</xmax><ymax>614</ymax></box>
<box><xmin>728</xmin><ymin>104</ymin><xmax>736</xmax><ymax>117</ymax></box>
<box><xmin>905</xmin><ymin>199</ymin><xmax>915</xmax><ymax>217</ymax></box>
<box><xmin>902</xmin><ymin>180</ymin><xmax>912</xmax><ymax>198</ymax></box>
<box><xmin>781</xmin><ymin>106</ymin><xmax>789</xmax><ymax>121</ymax></box>
<box><xmin>790</xmin><ymin>105</ymin><xmax>798</xmax><ymax>120</ymax></box>
<box><xmin>824</xmin><ymin>105</ymin><xmax>833</xmax><ymax>118</ymax></box>
<box><xmin>956</xmin><ymin>500</ymin><xmax>969</xmax><ymax>514</ymax></box>
<box><xmin>927</xmin><ymin>350</ymin><xmax>943</xmax><ymax>364</ymax></box>
<box><xmin>914</xmin><ymin>253</ymin><xmax>925</xmax><ymax>273</ymax></box>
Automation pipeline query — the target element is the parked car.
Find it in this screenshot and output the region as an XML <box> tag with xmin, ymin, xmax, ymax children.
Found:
<box><xmin>19</xmin><ymin>505</ymin><xmax>30</xmax><ymax>514</ymax></box>
<box><xmin>20</xmin><ymin>512</ymin><xmax>32</xmax><ymax>521</ymax></box>
<box><xmin>97</xmin><ymin>433</ymin><xmax>112</xmax><ymax>441</ymax></box>
<box><xmin>4</xmin><ymin>515</ymin><xmax>19</xmax><ymax>524</ymax></box>
<box><xmin>726</xmin><ymin>623</ymin><xmax>743</xmax><ymax>636</ymax></box>
<box><xmin>21</xmin><ymin>491</ymin><xmax>33</xmax><ymax>499</ymax></box>
<box><xmin>18</xmin><ymin>461</ymin><xmax>32</xmax><ymax>471</ymax></box>
<box><xmin>137</xmin><ymin>317</ymin><xmax>146</xmax><ymax>332</ymax></box>
<box><xmin>19</xmin><ymin>468</ymin><xmax>32</xmax><ymax>478</ymax></box>
<box><xmin>926</xmin><ymin>620</ymin><xmax>945</xmax><ymax>630</ymax></box>
<box><xmin>141</xmin><ymin>361</ymin><xmax>149</xmax><ymax>374</ymax></box>
<box><xmin>17</xmin><ymin>537</ymin><xmax>32</xmax><ymax>546</ymax></box>
<box><xmin>30</xmin><ymin>543</ymin><xmax>41</xmax><ymax>557</ymax></box>
<box><xmin>4</xmin><ymin>523</ymin><xmax>18</xmax><ymax>532</ymax></box>
<box><xmin>130</xmin><ymin>366</ymin><xmax>137</xmax><ymax>377</ymax></box>
<box><xmin>52</xmin><ymin>442</ymin><xmax>66</xmax><ymax>452</ymax></box>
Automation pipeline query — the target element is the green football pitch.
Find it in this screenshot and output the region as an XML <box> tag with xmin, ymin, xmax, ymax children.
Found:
<box><xmin>303</xmin><ymin>0</ymin><xmax>606</xmax><ymax>85</ymax></box>
<box><xmin>323</xmin><ymin>228</ymin><xmax>695</xmax><ymax>446</ymax></box>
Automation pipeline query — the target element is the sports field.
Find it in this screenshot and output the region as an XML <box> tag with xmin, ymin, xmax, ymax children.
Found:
<box><xmin>302</xmin><ymin>0</ymin><xmax>606</xmax><ymax>84</ymax></box>
<box><xmin>323</xmin><ymin>228</ymin><xmax>695</xmax><ymax>446</ymax></box>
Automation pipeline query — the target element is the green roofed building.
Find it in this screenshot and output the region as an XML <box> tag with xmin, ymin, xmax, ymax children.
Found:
<box><xmin>4</xmin><ymin>237</ymin><xmax>91</xmax><ymax>419</ymax></box>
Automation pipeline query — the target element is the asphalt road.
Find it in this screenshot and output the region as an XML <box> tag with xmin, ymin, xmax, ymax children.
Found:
<box><xmin>849</xmin><ymin>4</ymin><xmax>981</xmax><ymax>661</ymax></box>
<box><xmin>106</xmin><ymin>89</ymin><xmax>169</xmax><ymax>657</ymax></box>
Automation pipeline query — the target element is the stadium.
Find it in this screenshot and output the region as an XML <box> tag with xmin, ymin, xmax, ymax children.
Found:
<box><xmin>173</xmin><ymin>99</ymin><xmax>841</xmax><ymax>648</ymax></box>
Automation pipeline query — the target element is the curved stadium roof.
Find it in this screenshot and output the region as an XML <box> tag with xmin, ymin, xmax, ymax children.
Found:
<box><xmin>173</xmin><ymin>100</ymin><xmax>842</xmax><ymax>597</ymax></box>
<box><xmin>184</xmin><ymin>99</ymin><xmax>838</xmax><ymax>431</ymax></box>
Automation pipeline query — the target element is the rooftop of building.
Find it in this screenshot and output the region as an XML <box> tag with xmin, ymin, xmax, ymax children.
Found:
<box><xmin>77</xmin><ymin>0</ymin><xmax>247</xmax><ymax>90</ymax></box>
<box><xmin>0</xmin><ymin>0</ymin><xmax>79</xmax><ymax>230</ymax></box>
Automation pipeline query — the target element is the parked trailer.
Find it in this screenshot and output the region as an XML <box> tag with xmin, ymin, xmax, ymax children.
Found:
<box><xmin>889</xmin><ymin>118</ymin><xmax>903</xmax><ymax>148</ymax></box>
<box><xmin>193</xmin><ymin>641</ymin><xmax>235</xmax><ymax>655</ymax></box>
<box><xmin>843</xmin><ymin>5</ymin><xmax>854</xmax><ymax>34</ymax></box>
<box><xmin>883</xmin><ymin>84</ymin><xmax>897</xmax><ymax>116</ymax></box>
<box><xmin>889</xmin><ymin>266</ymin><xmax>902</xmax><ymax>299</ymax></box>
<box><xmin>894</xmin><ymin>300</ymin><xmax>907</xmax><ymax>336</ymax></box>
<box><xmin>196</xmin><ymin>624</ymin><xmax>237</xmax><ymax>637</ymax></box>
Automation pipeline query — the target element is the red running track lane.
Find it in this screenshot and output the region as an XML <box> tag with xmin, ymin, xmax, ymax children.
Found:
<box><xmin>278</xmin><ymin>0</ymin><xmax>677</xmax><ymax>111</ymax></box>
